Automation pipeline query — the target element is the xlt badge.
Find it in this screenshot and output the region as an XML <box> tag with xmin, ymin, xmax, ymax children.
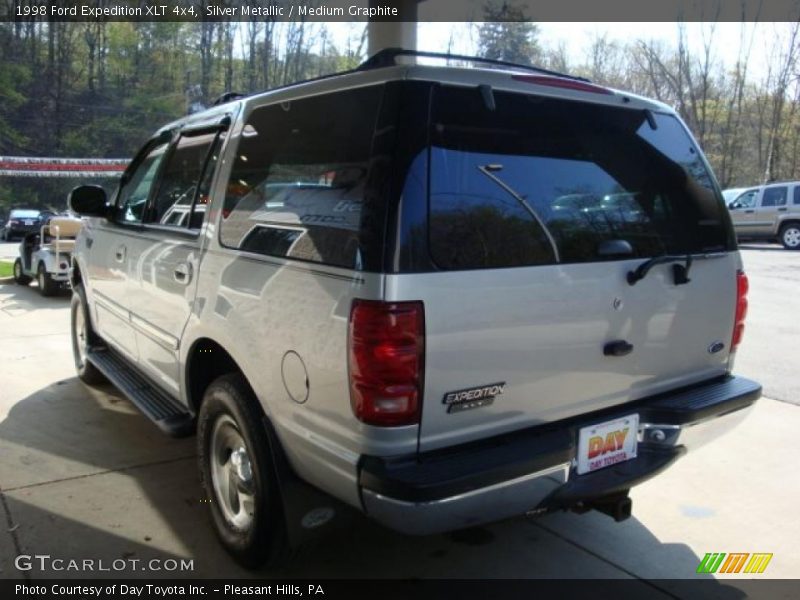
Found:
<box><xmin>443</xmin><ymin>382</ymin><xmax>506</xmax><ymax>414</ymax></box>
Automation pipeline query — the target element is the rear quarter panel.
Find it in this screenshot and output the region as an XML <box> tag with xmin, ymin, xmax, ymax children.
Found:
<box><xmin>185</xmin><ymin>246</ymin><xmax>420</xmax><ymax>508</ymax></box>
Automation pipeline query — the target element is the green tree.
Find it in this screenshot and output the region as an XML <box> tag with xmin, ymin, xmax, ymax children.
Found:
<box><xmin>477</xmin><ymin>1</ymin><xmax>541</xmax><ymax>65</ymax></box>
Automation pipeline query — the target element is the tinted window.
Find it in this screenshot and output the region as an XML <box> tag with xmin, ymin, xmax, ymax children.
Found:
<box><xmin>148</xmin><ymin>132</ymin><xmax>223</xmax><ymax>229</ymax></box>
<box><xmin>795</xmin><ymin>186</ymin><xmax>800</xmax><ymax>205</ymax></box>
<box><xmin>220</xmin><ymin>86</ymin><xmax>382</xmax><ymax>268</ymax></box>
<box><xmin>428</xmin><ymin>86</ymin><xmax>731</xmax><ymax>270</ymax></box>
<box><xmin>117</xmin><ymin>143</ymin><xmax>168</xmax><ymax>224</ymax></box>
<box><xmin>761</xmin><ymin>187</ymin><xmax>787</xmax><ymax>207</ymax></box>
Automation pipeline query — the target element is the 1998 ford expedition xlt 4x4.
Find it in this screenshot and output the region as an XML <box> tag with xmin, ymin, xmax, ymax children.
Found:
<box><xmin>67</xmin><ymin>49</ymin><xmax>761</xmax><ymax>568</ymax></box>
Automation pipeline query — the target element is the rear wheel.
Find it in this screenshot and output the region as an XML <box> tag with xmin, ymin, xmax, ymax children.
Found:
<box><xmin>37</xmin><ymin>263</ymin><xmax>58</xmax><ymax>296</ymax></box>
<box><xmin>779</xmin><ymin>223</ymin><xmax>800</xmax><ymax>250</ymax></box>
<box><xmin>198</xmin><ymin>374</ymin><xmax>288</xmax><ymax>569</ymax></box>
<box><xmin>70</xmin><ymin>283</ymin><xmax>106</xmax><ymax>384</ymax></box>
<box><xmin>13</xmin><ymin>259</ymin><xmax>32</xmax><ymax>285</ymax></box>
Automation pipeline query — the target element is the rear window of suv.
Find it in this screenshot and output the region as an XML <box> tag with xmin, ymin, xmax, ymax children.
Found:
<box><xmin>428</xmin><ymin>86</ymin><xmax>731</xmax><ymax>270</ymax></box>
<box><xmin>10</xmin><ymin>210</ymin><xmax>40</xmax><ymax>219</ymax></box>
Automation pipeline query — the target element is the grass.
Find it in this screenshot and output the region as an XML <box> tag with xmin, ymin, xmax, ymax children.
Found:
<box><xmin>0</xmin><ymin>260</ymin><xmax>14</xmax><ymax>278</ymax></box>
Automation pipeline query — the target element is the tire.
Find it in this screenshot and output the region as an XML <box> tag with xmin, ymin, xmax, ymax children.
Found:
<box><xmin>13</xmin><ymin>258</ymin><xmax>32</xmax><ymax>285</ymax></box>
<box><xmin>198</xmin><ymin>374</ymin><xmax>288</xmax><ymax>569</ymax></box>
<box><xmin>70</xmin><ymin>283</ymin><xmax>106</xmax><ymax>385</ymax></box>
<box><xmin>779</xmin><ymin>223</ymin><xmax>800</xmax><ymax>250</ymax></box>
<box><xmin>37</xmin><ymin>262</ymin><xmax>58</xmax><ymax>296</ymax></box>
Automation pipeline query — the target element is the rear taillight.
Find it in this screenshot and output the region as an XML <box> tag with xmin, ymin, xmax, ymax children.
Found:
<box><xmin>732</xmin><ymin>271</ymin><xmax>749</xmax><ymax>350</ymax></box>
<box><xmin>348</xmin><ymin>300</ymin><xmax>425</xmax><ymax>427</ymax></box>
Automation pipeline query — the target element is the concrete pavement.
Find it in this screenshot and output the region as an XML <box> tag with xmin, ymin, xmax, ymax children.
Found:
<box><xmin>735</xmin><ymin>244</ymin><xmax>800</xmax><ymax>405</ymax></box>
<box><xmin>0</xmin><ymin>241</ymin><xmax>797</xmax><ymax>589</ymax></box>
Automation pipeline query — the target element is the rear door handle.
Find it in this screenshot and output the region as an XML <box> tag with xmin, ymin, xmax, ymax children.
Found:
<box><xmin>604</xmin><ymin>340</ymin><xmax>634</xmax><ymax>357</ymax></box>
<box><xmin>174</xmin><ymin>263</ymin><xmax>192</xmax><ymax>284</ymax></box>
<box><xmin>744</xmin><ymin>210</ymin><xmax>755</xmax><ymax>214</ymax></box>
<box><xmin>114</xmin><ymin>245</ymin><xmax>126</xmax><ymax>262</ymax></box>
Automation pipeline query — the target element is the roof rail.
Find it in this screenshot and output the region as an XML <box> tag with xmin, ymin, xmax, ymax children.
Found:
<box><xmin>204</xmin><ymin>49</ymin><xmax>589</xmax><ymax>113</ymax></box>
<box><xmin>356</xmin><ymin>47</ymin><xmax>590</xmax><ymax>82</ymax></box>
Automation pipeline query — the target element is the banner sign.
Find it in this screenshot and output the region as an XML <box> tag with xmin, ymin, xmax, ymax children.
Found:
<box><xmin>0</xmin><ymin>156</ymin><xmax>129</xmax><ymax>178</ymax></box>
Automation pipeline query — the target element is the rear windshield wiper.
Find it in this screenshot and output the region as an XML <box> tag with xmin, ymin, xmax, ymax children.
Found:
<box><xmin>477</xmin><ymin>164</ymin><xmax>561</xmax><ymax>263</ymax></box>
<box><xmin>627</xmin><ymin>254</ymin><xmax>692</xmax><ymax>286</ymax></box>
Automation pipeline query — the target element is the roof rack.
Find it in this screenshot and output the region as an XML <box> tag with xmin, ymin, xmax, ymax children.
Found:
<box><xmin>356</xmin><ymin>47</ymin><xmax>590</xmax><ymax>83</ymax></box>
<box><xmin>204</xmin><ymin>48</ymin><xmax>590</xmax><ymax>113</ymax></box>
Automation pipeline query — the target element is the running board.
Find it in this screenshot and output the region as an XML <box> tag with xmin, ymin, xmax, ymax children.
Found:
<box><xmin>86</xmin><ymin>348</ymin><xmax>194</xmax><ymax>437</ymax></box>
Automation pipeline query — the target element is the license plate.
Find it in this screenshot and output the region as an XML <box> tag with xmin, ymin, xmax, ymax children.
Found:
<box><xmin>24</xmin><ymin>220</ymin><xmax>33</xmax><ymax>225</ymax></box>
<box><xmin>577</xmin><ymin>414</ymin><xmax>638</xmax><ymax>475</ymax></box>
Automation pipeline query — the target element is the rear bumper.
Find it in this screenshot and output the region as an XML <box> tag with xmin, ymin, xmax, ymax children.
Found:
<box><xmin>6</xmin><ymin>225</ymin><xmax>38</xmax><ymax>236</ymax></box>
<box><xmin>359</xmin><ymin>375</ymin><xmax>760</xmax><ymax>535</ymax></box>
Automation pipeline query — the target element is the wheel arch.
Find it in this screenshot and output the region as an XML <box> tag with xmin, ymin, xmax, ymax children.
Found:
<box><xmin>779</xmin><ymin>218</ymin><xmax>800</xmax><ymax>231</ymax></box>
<box><xmin>184</xmin><ymin>337</ymin><xmax>261</xmax><ymax>417</ymax></box>
<box><xmin>70</xmin><ymin>257</ymin><xmax>84</xmax><ymax>287</ymax></box>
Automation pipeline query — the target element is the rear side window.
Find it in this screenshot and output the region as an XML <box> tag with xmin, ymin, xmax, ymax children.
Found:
<box><xmin>220</xmin><ymin>86</ymin><xmax>383</xmax><ymax>268</ymax></box>
<box><xmin>761</xmin><ymin>187</ymin><xmax>787</xmax><ymax>207</ymax></box>
<box><xmin>794</xmin><ymin>187</ymin><xmax>800</xmax><ymax>205</ymax></box>
<box><xmin>428</xmin><ymin>86</ymin><xmax>731</xmax><ymax>270</ymax></box>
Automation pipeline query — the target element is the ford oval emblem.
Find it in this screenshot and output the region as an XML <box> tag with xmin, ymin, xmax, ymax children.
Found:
<box><xmin>708</xmin><ymin>341</ymin><xmax>725</xmax><ymax>354</ymax></box>
<box><xmin>301</xmin><ymin>507</ymin><xmax>335</xmax><ymax>529</ymax></box>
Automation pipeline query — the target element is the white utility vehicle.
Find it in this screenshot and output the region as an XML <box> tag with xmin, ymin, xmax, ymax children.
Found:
<box><xmin>13</xmin><ymin>215</ymin><xmax>82</xmax><ymax>296</ymax></box>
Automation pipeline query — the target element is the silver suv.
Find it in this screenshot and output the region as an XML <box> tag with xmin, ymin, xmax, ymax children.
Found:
<box><xmin>68</xmin><ymin>49</ymin><xmax>761</xmax><ymax>568</ymax></box>
<box><xmin>723</xmin><ymin>182</ymin><xmax>800</xmax><ymax>249</ymax></box>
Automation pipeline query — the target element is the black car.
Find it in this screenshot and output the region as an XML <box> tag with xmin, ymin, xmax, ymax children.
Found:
<box><xmin>2</xmin><ymin>209</ymin><xmax>46</xmax><ymax>241</ymax></box>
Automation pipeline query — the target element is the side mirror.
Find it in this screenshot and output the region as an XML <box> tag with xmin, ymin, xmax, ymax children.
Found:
<box><xmin>69</xmin><ymin>185</ymin><xmax>108</xmax><ymax>217</ymax></box>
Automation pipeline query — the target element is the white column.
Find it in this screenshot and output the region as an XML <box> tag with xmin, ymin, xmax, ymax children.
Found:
<box><xmin>367</xmin><ymin>0</ymin><xmax>418</xmax><ymax>56</ymax></box>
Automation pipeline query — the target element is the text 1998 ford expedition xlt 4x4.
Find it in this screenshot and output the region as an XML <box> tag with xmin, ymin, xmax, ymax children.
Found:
<box><xmin>67</xmin><ymin>49</ymin><xmax>761</xmax><ymax>568</ymax></box>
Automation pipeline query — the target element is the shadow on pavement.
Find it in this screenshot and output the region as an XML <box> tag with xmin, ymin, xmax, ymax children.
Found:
<box><xmin>0</xmin><ymin>379</ymin><xmax>750</xmax><ymax>594</ymax></box>
<box><xmin>0</xmin><ymin>281</ymin><xmax>71</xmax><ymax>317</ymax></box>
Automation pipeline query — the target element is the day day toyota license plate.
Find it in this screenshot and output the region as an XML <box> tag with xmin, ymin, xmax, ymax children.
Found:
<box><xmin>577</xmin><ymin>414</ymin><xmax>638</xmax><ymax>475</ymax></box>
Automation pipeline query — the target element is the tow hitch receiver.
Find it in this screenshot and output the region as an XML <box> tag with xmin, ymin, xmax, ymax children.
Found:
<box><xmin>572</xmin><ymin>492</ymin><xmax>632</xmax><ymax>522</ymax></box>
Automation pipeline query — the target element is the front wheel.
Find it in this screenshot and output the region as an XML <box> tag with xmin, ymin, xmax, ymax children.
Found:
<box><xmin>13</xmin><ymin>259</ymin><xmax>32</xmax><ymax>285</ymax></box>
<box><xmin>70</xmin><ymin>284</ymin><xmax>106</xmax><ymax>385</ymax></box>
<box><xmin>198</xmin><ymin>374</ymin><xmax>288</xmax><ymax>569</ymax></box>
<box><xmin>780</xmin><ymin>223</ymin><xmax>800</xmax><ymax>250</ymax></box>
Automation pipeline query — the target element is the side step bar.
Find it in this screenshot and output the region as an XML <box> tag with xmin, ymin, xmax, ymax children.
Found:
<box><xmin>86</xmin><ymin>348</ymin><xmax>194</xmax><ymax>437</ymax></box>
